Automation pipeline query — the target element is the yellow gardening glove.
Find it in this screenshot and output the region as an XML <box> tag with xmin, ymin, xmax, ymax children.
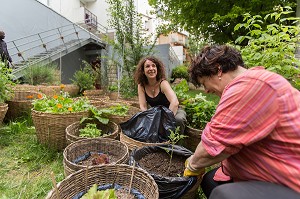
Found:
<box><xmin>183</xmin><ymin>156</ymin><xmax>205</xmax><ymax>177</ymax></box>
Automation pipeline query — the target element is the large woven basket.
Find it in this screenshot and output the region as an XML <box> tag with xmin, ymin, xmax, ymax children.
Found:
<box><xmin>83</xmin><ymin>89</ymin><xmax>104</xmax><ymax>97</ymax></box>
<box><xmin>65</xmin><ymin>120</ymin><xmax>119</xmax><ymax>145</ymax></box>
<box><xmin>120</xmin><ymin>131</ymin><xmax>168</xmax><ymax>152</ymax></box>
<box><xmin>31</xmin><ymin>109</ymin><xmax>89</xmax><ymax>151</ymax></box>
<box><xmin>63</xmin><ymin>138</ymin><xmax>129</xmax><ymax>176</ymax></box>
<box><xmin>0</xmin><ymin>103</ymin><xmax>8</xmax><ymax>124</ymax></box>
<box><xmin>46</xmin><ymin>164</ymin><xmax>159</xmax><ymax>199</ymax></box>
<box><xmin>183</xmin><ymin>126</ymin><xmax>202</xmax><ymax>152</ymax></box>
<box><xmin>63</xmin><ymin>84</ymin><xmax>79</xmax><ymax>97</ymax></box>
<box><xmin>6</xmin><ymin>91</ymin><xmax>40</xmax><ymax>120</ymax></box>
<box><xmin>37</xmin><ymin>85</ymin><xmax>61</xmax><ymax>97</ymax></box>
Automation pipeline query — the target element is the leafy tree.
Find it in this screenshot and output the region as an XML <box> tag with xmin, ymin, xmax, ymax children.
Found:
<box><xmin>234</xmin><ymin>6</ymin><xmax>300</xmax><ymax>89</ymax></box>
<box><xmin>148</xmin><ymin>0</ymin><xmax>296</xmax><ymax>43</ymax></box>
<box><xmin>106</xmin><ymin>0</ymin><xmax>157</xmax><ymax>76</ymax></box>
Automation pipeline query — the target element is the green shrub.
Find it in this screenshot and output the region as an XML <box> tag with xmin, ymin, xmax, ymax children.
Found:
<box><xmin>120</xmin><ymin>76</ymin><xmax>137</xmax><ymax>98</ymax></box>
<box><xmin>234</xmin><ymin>6</ymin><xmax>300</xmax><ymax>89</ymax></box>
<box><xmin>182</xmin><ymin>93</ymin><xmax>217</xmax><ymax>129</ymax></box>
<box><xmin>22</xmin><ymin>63</ymin><xmax>60</xmax><ymax>85</ymax></box>
<box><xmin>171</xmin><ymin>65</ymin><xmax>189</xmax><ymax>81</ymax></box>
<box><xmin>0</xmin><ymin>61</ymin><xmax>15</xmax><ymax>103</ymax></box>
<box><xmin>71</xmin><ymin>60</ymin><xmax>96</xmax><ymax>94</ymax></box>
<box><xmin>172</xmin><ymin>79</ymin><xmax>190</xmax><ymax>101</ymax></box>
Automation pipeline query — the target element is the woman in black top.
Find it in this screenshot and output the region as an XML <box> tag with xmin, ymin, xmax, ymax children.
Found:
<box><xmin>134</xmin><ymin>56</ymin><xmax>186</xmax><ymax>134</ymax></box>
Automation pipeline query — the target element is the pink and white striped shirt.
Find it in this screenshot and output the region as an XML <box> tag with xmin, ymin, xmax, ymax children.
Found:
<box><xmin>202</xmin><ymin>67</ymin><xmax>300</xmax><ymax>193</ymax></box>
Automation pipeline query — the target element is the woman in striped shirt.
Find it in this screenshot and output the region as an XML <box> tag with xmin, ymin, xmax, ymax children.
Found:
<box><xmin>184</xmin><ymin>45</ymin><xmax>300</xmax><ymax>199</ymax></box>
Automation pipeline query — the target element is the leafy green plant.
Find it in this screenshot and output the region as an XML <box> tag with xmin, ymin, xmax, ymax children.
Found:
<box><xmin>22</xmin><ymin>62</ymin><xmax>60</xmax><ymax>85</ymax></box>
<box><xmin>71</xmin><ymin>60</ymin><xmax>96</xmax><ymax>94</ymax></box>
<box><xmin>234</xmin><ymin>6</ymin><xmax>300</xmax><ymax>89</ymax></box>
<box><xmin>79</xmin><ymin>123</ymin><xmax>105</xmax><ymax>138</ymax></box>
<box><xmin>82</xmin><ymin>184</ymin><xmax>116</xmax><ymax>199</ymax></box>
<box><xmin>0</xmin><ymin>61</ymin><xmax>15</xmax><ymax>103</ymax></box>
<box><xmin>81</xmin><ymin>104</ymin><xmax>129</xmax><ymax>125</ymax></box>
<box><xmin>172</xmin><ymin>79</ymin><xmax>190</xmax><ymax>101</ymax></box>
<box><xmin>165</xmin><ymin>126</ymin><xmax>188</xmax><ymax>174</ymax></box>
<box><xmin>171</xmin><ymin>65</ymin><xmax>189</xmax><ymax>81</ymax></box>
<box><xmin>119</xmin><ymin>76</ymin><xmax>138</xmax><ymax>98</ymax></box>
<box><xmin>108</xmin><ymin>83</ymin><xmax>118</xmax><ymax>92</ymax></box>
<box><xmin>32</xmin><ymin>92</ymin><xmax>91</xmax><ymax>113</ymax></box>
<box><xmin>182</xmin><ymin>93</ymin><xmax>217</xmax><ymax>129</ymax></box>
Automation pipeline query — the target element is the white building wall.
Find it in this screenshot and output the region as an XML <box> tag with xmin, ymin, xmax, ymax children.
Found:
<box><xmin>172</xmin><ymin>46</ymin><xmax>184</xmax><ymax>64</ymax></box>
<box><xmin>83</xmin><ymin>1</ymin><xmax>110</xmax><ymax>28</ymax></box>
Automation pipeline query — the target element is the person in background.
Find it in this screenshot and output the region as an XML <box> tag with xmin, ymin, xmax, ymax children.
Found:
<box><xmin>134</xmin><ymin>56</ymin><xmax>187</xmax><ymax>135</ymax></box>
<box><xmin>0</xmin><ymin>30</ymin><xmax>14</xmax><ymax>68</ymax></box>
<box><xmin>184</xmin><ymin>44</ymin><xmax>300</xmax><ymax>199</ymax></box>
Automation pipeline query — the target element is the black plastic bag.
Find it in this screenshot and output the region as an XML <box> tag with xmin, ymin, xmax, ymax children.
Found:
<box><xmin>120</xmin><ymin>106</ymin><xmax>176</xmax><ymax>143</ymax></box>
<box><xmin>129</xmin><ymin>145</ymin><xmax>197</xmax><ymax>199</ymax></box>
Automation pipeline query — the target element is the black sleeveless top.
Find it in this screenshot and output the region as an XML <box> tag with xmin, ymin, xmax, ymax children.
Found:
<box><xmin>145</xmin><ymin>81</ymin><xmax>170</xmax><ymax>108</ymax></box>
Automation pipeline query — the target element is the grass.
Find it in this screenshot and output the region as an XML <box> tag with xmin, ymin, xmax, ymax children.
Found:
<box><xmin>0</xmin><ymin>118</ymin><xmax>64</xmax><ymax>199</ymax></box>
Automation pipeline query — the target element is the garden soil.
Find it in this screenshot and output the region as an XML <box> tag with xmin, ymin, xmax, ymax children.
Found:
<box><xmin>138</xmin><ymin>151</ymin><xmax>186</xmax><ymax>177</ymax></box>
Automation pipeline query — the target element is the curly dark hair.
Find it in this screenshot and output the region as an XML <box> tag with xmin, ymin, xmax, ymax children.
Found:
<box><xmin>189</xmin><ymin>45</ymin><xmax>246</xmax><ymax>87</ymax></box>
<box><xmin>134</xmin><ymin>56</ymin><xmax>166</xmax><ymax>87</ymax></box>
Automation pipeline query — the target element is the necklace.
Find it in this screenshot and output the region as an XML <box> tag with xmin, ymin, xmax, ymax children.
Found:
<box><xmin>149</xmin><ymin>82</ymin><xmax>157</xmax><ymax>96</ymax></box>
<box><xmin>151</xmin><ymin>88</ymin><xmax>155</xmax><ymax>95</ymax></box>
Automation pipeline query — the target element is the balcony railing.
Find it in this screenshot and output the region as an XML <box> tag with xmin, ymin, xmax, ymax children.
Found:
<box><xmin>84</xmin><ymin>8</ymin><xmax>97</xmax><ymax>29</ymax></box>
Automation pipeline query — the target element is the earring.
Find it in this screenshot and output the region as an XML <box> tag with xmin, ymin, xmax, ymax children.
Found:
<box><xmin>218</xmin><ymin>77</ymin><xmax>221</xmax><ymax>80</ymax></box>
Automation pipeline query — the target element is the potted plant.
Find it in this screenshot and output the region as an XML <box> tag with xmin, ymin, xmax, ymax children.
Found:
<box><xmin>66</xmin><ymin>105</ymin><xmax>120</xmax><ymax>145</ymax></box>
<box><xmin>31</xmin><ymin>91</ymin><xmax>91</xmax><ymax>151</ymax></box>
<box><xmin>0</xmin><ymin>61</ymin><xmax>15</xmax><ymax>124</ymax></box>
<box><xmin>71</xmin><ymin>60</ymin><xmax>96</xmax><ymax>95</ymax></box>
<box><xmin>181</xmin><ymin>93</ymin><xmax>217</xmax><ymax>151</ymax></box>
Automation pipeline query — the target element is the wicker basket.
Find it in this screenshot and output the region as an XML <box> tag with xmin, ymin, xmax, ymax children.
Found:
<box><xmin>65</xmin><ymin>121</ymin><xmax>119</xmax><ymax>145</ymax></box>
<box><xmin>12</xmin><ymin>84</ymin><xmax>39</xmax><ymax>92</ymax></box>
<box><xmin>183</xmin><ymin>126</ymin><xmax>202</xmax><ymax>152</ymax></box>
<box><xmin>83</xmin><ymin>89</ymin><xmax>104</xmax><ymax>97</ymax></box>
<box><xmin>46</xmin><ymin>164</ymin><xmax>159</xmax><ymax>199</ymax></box>
<box><xmin>63</xmin><ymin>84</ymin><xmax>79</xmax><ymax>97</ymax></box>
<box><xmin>6</xmin><ymin>91</ymin><xmax>40</xmax><ymax>120</ymax></box>
<box><xmin>120</xmin><ymin>131</ymin><xmax>168</xmax><ymax>152</ymax></box>
<box><xmin>88</xmin><ymin>96</ymin><xmax>110</xmax><ymax>107</ymax></box>
<box><xmin>0</xmin><ymin>103</ymin><xmax>8</xmax><ymax>124</ymax></box>
<box><xmin>63</xmin><ymin>138</ymin><xmax>129</xmax><ymax>176</ymax></box>
<box><xmin>31</xmin><ymin>109</ymin><xmax>89</xmax><ymax>151</ymax></box>
<box><xmin>37</xmin><ymin>85</ymin><xmax>61</xmax><ymax>97</ymax></box>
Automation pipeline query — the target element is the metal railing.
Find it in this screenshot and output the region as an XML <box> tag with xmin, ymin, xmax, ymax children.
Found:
<box><xmin>84</xmin><ymin>8</ymin><xmax>97</xmax><ymax>29</ymax></box>
<box><xmin>6</xmin><ymin>22</ymin><xmax>108</xmax><ymax>79</ymax></box>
